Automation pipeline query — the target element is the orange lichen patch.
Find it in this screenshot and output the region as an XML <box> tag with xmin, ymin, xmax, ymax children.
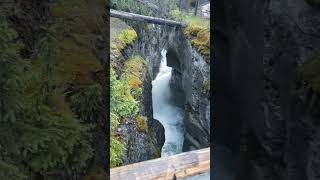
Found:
<box><xmin>128</xmin><ymin>76</ymin><xmax>143</xmax><ymax>89</ymax></box>
<box><xmin>125</xmin><ymin>55</ymin><xmax>147</xmax><ymax>78</ymax></box>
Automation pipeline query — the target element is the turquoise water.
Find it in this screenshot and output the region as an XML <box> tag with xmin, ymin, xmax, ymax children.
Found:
<box><xmin>152</xmin><ymin>49</ymin><xmax>185</xmax><ymax>157</ymax></box>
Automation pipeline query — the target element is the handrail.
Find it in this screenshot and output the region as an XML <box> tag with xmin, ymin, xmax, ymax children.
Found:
<box><xmin>110</xmin><ymin>148</ymin><xmax>210</xmax><ymax>180</ymax></box>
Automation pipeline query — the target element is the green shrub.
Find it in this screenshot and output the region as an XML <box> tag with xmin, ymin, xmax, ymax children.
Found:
<box><xmin>117</xmin><ymin>29</ymin><xmax>137</xmax><ymax>50</ymax></box>
<box><xmin>110</xmin><ymin>136</ymin><xmax>126</xmax><ymax>168</ymax></box>
<box><xmin>110</xmin><ymin>67</ymin><xmax>139</xmax><ymax>118</ymax></box>
<box><xmin>70</xmin><ymin>84</ymin><xmax>103</xmax><ymax>123</ymax></box>
<box><xmin>0</xmin><ymin>18</ymin><xmax>94</xmax><ymax>179</ymax></box>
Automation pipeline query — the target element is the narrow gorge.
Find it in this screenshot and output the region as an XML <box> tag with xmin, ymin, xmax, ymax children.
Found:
<box><xmin>110</xmin><ymin>13</ymin><xmax>210</xmax><ymax>167</ymax></box>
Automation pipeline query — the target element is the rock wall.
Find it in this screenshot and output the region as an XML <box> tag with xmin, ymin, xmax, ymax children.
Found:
<box><xmin>133</xmin><ymin>25</ymin><xmax>210</xmax><ymax>151</ymax></box>
<box><xmin>213</xmin><ymin>0</ymin><xmax>320</xmax><ymax>179</ymax></box>
<box><xmin>111</xmin><ymin>18</ymin><xmax>165</xmax><ymax>164</ymax></box>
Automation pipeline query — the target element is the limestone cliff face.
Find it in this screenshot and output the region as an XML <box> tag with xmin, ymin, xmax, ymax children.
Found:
<box><xmin>110</xmin><ymin>18</ymin><xmax>165</xmax><ymax>165</ymax></box>
<box><xmin>213</xmin><ymin>0</ymin><xmax>320</xmax><ymax>179</ymax></box>
<box><xmin>133</xmin><ymin>25</ymin><xmax>210</xmax><ymax>151</ymax></box>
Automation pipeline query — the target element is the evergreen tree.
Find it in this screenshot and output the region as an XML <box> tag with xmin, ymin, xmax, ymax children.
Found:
<box><xmin>0</xmin><ymin>17</ymin><xmax>94</xmax><ymax>180</ymax></box>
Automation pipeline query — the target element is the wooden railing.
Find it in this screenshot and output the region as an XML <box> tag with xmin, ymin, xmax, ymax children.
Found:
<box><xmin>110</xmin><ymin>148</ymin><xmax>210</xmax><ymax>180</ymax></box>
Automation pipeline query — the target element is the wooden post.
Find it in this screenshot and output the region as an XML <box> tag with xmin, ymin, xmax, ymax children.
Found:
<box><xmin>110</xmin><ymin>9</ymin><xmax>187</xmax><ymax>28</ymax></box>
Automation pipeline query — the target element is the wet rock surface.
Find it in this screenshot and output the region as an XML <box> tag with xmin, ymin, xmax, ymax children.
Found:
<box><xmin>213</xmin><ymin>0</ymin><xmax>320</xmax><ymax>179</ymax></box>
<box><xmin>136</xmin><ymin>25</ymin><xmax>210</xmax><ymax>151</ymax></box>
<box><xmin>110</xmin><ymin>18</ymin><xmax>165</xmax><ymax>165</ymax></box>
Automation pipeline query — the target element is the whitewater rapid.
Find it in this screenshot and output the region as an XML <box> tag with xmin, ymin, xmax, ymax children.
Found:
<box><xmin>152</xmin><ymin>49</ymin><xmax>185</xmax><ymax>157</ymax></box>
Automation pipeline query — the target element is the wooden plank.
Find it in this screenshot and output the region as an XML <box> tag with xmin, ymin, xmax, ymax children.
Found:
<box><xmin>110</xmin><ymin>9</ymin><xmax>187</xmax><ymax>28</ymax></box>
<box><xmin>110</xmin><ymin>148</ymin><xmax>210</xmax><ymax>180</ymax></box>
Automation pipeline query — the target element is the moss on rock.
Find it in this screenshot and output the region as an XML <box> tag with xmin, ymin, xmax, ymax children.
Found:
<box><xmin>184</xmin><ymin>19</ymin><xmax>210</xmax><ymax>63</ymax></box>
<box><xmin>136</xmin><ymin>115</ymin><xmax>148</xmax><ymax>132</ymax></box>
<box><xmin>202</xmin><ymin>79</ymin><xmax>210</xmax><ymax>95</ymax></box>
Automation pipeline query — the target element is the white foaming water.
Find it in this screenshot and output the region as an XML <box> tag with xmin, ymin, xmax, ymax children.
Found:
<box><xmin>152</xmin><ymin>49</ymin><xmax>185</xmax><ymax>157</ymax></box>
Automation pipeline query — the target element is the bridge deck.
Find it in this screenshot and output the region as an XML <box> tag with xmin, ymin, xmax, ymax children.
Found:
<box><xmin>110</xmin><ymin>148</ymin><xmax>210</xmax><ymax>180</ymax></box>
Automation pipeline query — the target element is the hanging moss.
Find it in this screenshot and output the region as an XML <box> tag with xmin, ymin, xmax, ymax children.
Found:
<box><xmin>124</xmin><ymin>55</ymin><xmax>147</xmax><ymax>89</ymax></box>
<box><xmin>184</xmin><ymin>18</ymin><xmax>210</xmax><ymax>63</ymax></box>
<box><xmin>136</xmin><ymin>115</ymin><xmax>148</xmax><ymax>132</ymax></box>
<box><xmin>192</xmin><ymin>29</ymin><xmax>210</xmax><ymax>61</ymax></box>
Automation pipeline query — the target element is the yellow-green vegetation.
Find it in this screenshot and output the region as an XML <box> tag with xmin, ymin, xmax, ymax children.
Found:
<box><xmin>125</xmin><ymin>55</ymin><xmax>147</xmax><ymax>89</ymax></box>
<box><xmin>300</xmin><ymin>51</ymin><xmax>320</xmax><ymax>93</ymax></box>
<box><xmin>0</xmin><ymin>17</ymin><xmax>95</xmax><ymax>179</ymax></box>
<box><xmin>155</xmin><ymin>147</ymin><xmax>161</xmax><ymax>158</ymax></box>
<box><xmin>116</xmin><ymin>29</ymin><xmax>137</xmax><ymax>50</ymax></box>
<box><xmin>202</xmin><ymin>79</ymin><xmax>210</xmax><ymax>95</ymax></box>
<box><xmin>110</xmin><ymin>66</ymin><xmax>137</xmax><ymax>168</ymax></box>
<box><xmin>136</xmin><ymin>115</ymin><xmax>148</xmax><ymax>132</ymax></box>
<box><xmin>171</xmin><ymin>9</ymin><xmax>210</xmax><ymax>63</ymax></box>
<box><xmin>110</xmin><ymin>54</ymin><xmax>148</xmax><ymax>167</ymax></box>
<box><xmin>48</xmin><ymin>0</ymin><xmax>104</xmax><ymax>86</ymax></box>
<box><xmin>185</xmin><ymin>21</ymin><xmax>210</xmax><ymax>63</ymax></box>
<box><xmin>119</xmin><ymin>29</ymin><xmax>138</xmax><ymax>45</ymax></box>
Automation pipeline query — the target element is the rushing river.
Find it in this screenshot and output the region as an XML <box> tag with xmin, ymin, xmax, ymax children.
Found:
<box><xmin>152</xmin><ymin>49</ymin><xmax>185</xmax><ymax>157</ymax></box>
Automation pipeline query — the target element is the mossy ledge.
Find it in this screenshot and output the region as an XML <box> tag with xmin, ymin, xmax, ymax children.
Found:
<box><xmin>185</xmin><ymin>22</ymin><xmax>210</xmax><ymax>63</ymax></box>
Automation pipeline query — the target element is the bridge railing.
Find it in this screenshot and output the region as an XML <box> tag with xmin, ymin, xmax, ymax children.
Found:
<box><xmin>110</xmin><ymin>148</ymin><xmax>210</xmax><ymax>180</ymax></box>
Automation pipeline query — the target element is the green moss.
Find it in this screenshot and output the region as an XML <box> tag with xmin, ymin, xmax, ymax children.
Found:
<box><xmin>300</xmin><ymin>52</ymin><xmax>320</xmax><ymax>93</ymax></box>
<box><xmin>115</xmin><ymin>29</ymin><xmax>137</xmax><ymax>51</ymax></box>
<box><xmin>110</xmin><ymin>136</ymin><xmax>126</xmax><ymax>168</ymax></box>
<box><xmin>47</xmin><ymin>0</ymin><xmax>105</xmax><ymax>86</ymax></box>
<box><xmin>192</xmin><ymin>29</ymin><xmax>210</xmax><ymax>62</ymax></box>
<box><xmin>119</xmin><ymin>29</ymin><xmax>137</xmax><ymax>44</ymax></box>
<box><xmin>155</xmin><ymin>147</ymin><xmax>161</xmax><ymax>158</ymax></box>
<box><xmin>136</xmin><ymin>115</ymin><xmax>148</xmax><ymax>132</ymax></box>
<box><xmin>202</xmin><ymin>80</ymin><xmax>210</xmax><ymax>94</ymax></box>
<box><xmin>182</xmin><ymin>16</ymin><xmax>210</xmax><ymax>63</ymax></box>
<box><xmin>124</xmin><ymin>55</ymin><xmax>147</xmax><ymax>89</ymax></box>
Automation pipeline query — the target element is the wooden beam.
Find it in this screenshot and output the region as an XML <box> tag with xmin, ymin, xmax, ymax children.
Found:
<box><xmin>110</xmin><ymin>9</ymin><xmax>187</xmax><ymax>28</ymax></box>
<box><xmin>110</xmin><ymin>148</ymin><xmax>210</xmax><ymax>179</ymax></box>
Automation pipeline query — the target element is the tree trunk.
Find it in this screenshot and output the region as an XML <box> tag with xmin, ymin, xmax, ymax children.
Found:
<box><xmin>194</xmin><ymin>0</ymin><xmax>199</xmax><ymax>16</ymax></box>
<box><xmin>110</xmin><ymin>9</ymin><xmax>187</xmax><ymax>27</ymax></box>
